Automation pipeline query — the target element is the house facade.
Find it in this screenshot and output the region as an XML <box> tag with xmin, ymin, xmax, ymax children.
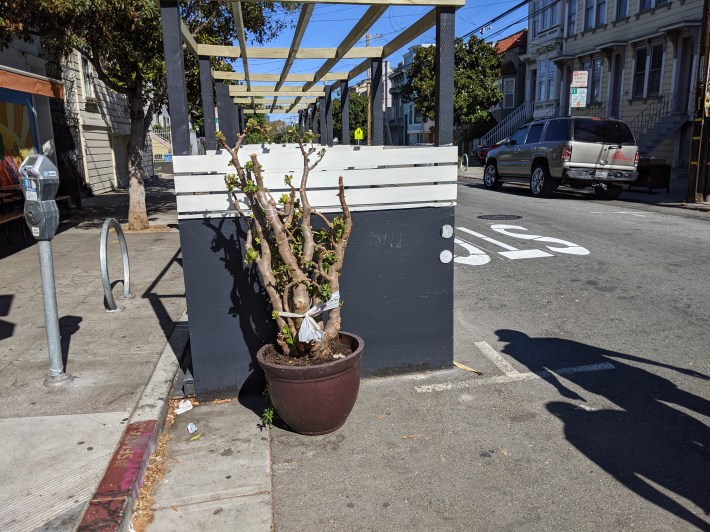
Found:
<box><xmin>492</xmin><ymin>29</ymin><xmax>528</xmax><ymax>123</ymax></box>
<box><xmin>388</xmin><ymin>45</ymin><xmax>434</xmax><ymax>145</ymax></box>
<box><xmin>523</xmin><ymin>0</ymin><xmax>703</xmax><ymax>167</ymax></box>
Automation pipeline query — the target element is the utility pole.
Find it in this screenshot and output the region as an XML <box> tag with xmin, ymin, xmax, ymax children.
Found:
<box><xmin>688</xmin><ymin>0</ymin><xmax>710</xmax><ymax>203</ymax></box>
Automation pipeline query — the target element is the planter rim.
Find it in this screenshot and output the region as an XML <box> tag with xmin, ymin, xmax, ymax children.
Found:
<box><xmin>256</xmin><ymin>330</ymin><xmax>364</xmax><ymax>372</ymax></box>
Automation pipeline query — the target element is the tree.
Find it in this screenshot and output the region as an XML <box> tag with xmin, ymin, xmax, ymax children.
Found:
<box><xmin>331</xmin><ymin>91</ymin><xmax>368</xmax><ymax>143</ymax></box>
<box><xmin>401</xmin><ymin>36</ymin><xmax>502</xmax><ymax>131</ymax></box>
<box><xmin>0</xmin><ymin>0</ymin><xmax>296</xmax><ymax>229</ymax></box>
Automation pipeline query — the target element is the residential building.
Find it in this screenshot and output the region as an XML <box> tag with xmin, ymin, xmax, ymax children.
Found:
<box><xmin>559</xmin><ymin>0</ymin><xmax>703</xmax><ymax>167</ymax></box>
<box><xmin>516</xmin><ymin>0</ymin><xmax>703</xmax><ymax>169</ymax></box>
<box><xmin>491</xmin><ymin>29</ymin><xmax>528</xmax><ymax>123</ymax></box>
<box><xmin>387</xmin><ymin>45</ymin><xmax>434</xmax><ymax>145</ymax></box>
<box><xmin>1</xmin><ymin>37</ymin><xmax>153</xmax><ymax>199</ymax></box>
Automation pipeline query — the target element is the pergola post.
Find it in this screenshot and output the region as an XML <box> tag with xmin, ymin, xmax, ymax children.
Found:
<box><xmin>341</xmin><ymin>81</ymin><xmax>350</xmax><ymax>145</ymax></box>
<box><xmin>237</xmin><ymin>106</ymin><xmax>244</xmax><ymax>134</ymax></box>
<box><xmin>216</xmin><ymin>83</ymin><xmax>236</xmax><ymax>147</ymax></box>
<box><xmin>370</xmin><ymin>59</ymin><xmax>383</xmax><ymax>146</ymax></box>
<box><xmin>159</xmin><ymin>0</ymin><xmax>190</xmax><ymax>155</ymax></box>
<box><xmin>312</xmin><ymin>102</ymin><xmax>319</xmax><ymax>138</ymax></box>
<box><xmin>325</xmin><ymin>85</ymin><xmax>334</xmax><ymax>147</ymax></box>
<box><xmin>198</xmin><ymin>55</ymin><xmax>216</xmax><ymax>151</ymax></box>
<box><xmin>319</xmin><ymin>95</ymin><xmax>327</xmax><ymax>146</ymax></box>
<box><xmin>230</xmin><ymin>100</ymin><xmax>239</xmax><ymax>138</ymax></box>
<box><xmin>435</xmin><ymin>6</ymin><xmax>455</xmax><ymax>146</ymax></box>
<box><xmin>298</xmin><ymin>110</ymin><xmax>304</xmax><ymax>135</ymax></box>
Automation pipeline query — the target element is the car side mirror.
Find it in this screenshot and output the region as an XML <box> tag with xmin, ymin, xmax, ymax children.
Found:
<box><xmin>508</xmin><ymin>139</ymin><xmax>517</xmax><ymax>146</ymax></box>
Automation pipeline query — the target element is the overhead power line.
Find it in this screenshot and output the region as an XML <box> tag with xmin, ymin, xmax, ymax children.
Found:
<box><xmin>460</xmin><ymin>0</ymin><xmax>531</xmax><ymax>40</ymax></box>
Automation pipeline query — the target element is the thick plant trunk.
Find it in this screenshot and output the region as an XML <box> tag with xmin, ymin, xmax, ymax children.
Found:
<box><xmin>127</xmin><ymin>94</ymin><xmax>150</xmax><ymax>230</ymax></box>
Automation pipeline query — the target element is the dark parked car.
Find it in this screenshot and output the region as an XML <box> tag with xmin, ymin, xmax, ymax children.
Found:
<box><xmin>474</xmin><ymin>139</ymin><xmax>507</xmax><ymax>164</ymax></box>
<box><xmin>484</xmin><ymin>117</ymin><xmax>639</xmax><ymax>199</ymax></box>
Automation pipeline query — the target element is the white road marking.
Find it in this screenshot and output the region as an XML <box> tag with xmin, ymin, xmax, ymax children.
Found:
<box><xmin>415</xmin><ymin>362</ymin><xmax>616</xmax><ymax>393</ymax></box>
<box><xmin>453</xmin><ymin>237</ymin><xmax>491</xmax><ymax>265</ymax></box>
<box><xmin>498</xmin><ymin>249</ymin><xmax>554</xmax><ymax>259</ymax></box>
<box><xmin>590</xmin><ymin>211</ymin><xmax>646</xmax><ymax>217</ymax></box>
<box><xmin>458</xmin><ymin>226</ymin><xmax>519</xmax><ymax>251</ymax></box>
<box><xmin>474</xmin><ymin>341</ymin><xmax>519</xmax><ymax>376</ymax></box>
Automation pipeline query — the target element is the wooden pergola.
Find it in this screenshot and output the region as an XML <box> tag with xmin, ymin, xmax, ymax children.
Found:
<box><xmin>159</xmin><ymin>0</ymin><xmax>463</xmax><ymax>152</ymax></box>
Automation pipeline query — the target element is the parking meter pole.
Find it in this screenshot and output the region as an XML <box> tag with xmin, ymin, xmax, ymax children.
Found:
<box><xmin>38</xmin><ymin>240</ymin><xmax>70</xmax><ymax>385</ymax></box>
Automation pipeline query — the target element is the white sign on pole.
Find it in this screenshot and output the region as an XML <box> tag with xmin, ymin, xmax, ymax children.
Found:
<box><xmin>571</xmin><ymin>70</ymin><xmax>589</xmax><ymax>88</ymax></box>
<box><xmin>570</xmin><ymin>88</ymin><xmax>588</xmax><ymax>108</ymax></box>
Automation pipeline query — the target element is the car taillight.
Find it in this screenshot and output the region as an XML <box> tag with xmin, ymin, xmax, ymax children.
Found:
<box><xmin>561</xmin><ymin>145</ymin><xmax>572</xmax><ymax>162</ymax></box>
<box><xmin>634</xmin><ymin>151</ymin><xmax>639</xmax><ymax>165</ymax></box>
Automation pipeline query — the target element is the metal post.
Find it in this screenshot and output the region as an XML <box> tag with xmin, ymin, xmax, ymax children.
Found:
<box><xmin>38</xmin><ymin>240</ymin><xmax>72</xmax><ymax>385</ymax></box>
<box><xmin>341</xmin><ymin>81</ymin><xmax>350</xmax><ymax>145</ymax></box>
<box><xmin>216</xmin><ymin>83</ymin><xmax>236</xmax><ymax>147</ymax></box>
<box><xmin>435</xmin><ymin>6</ymin><xmax>455</xmax><ymax>146</ymax></box>
<box><xmin>319</xmin><ymin>96</ymin><xmax>327</xmax><ymax>146</ymax></box>
<box><xmin>159</xmin><ymin>1</ymin><xmax>190</xmax><ymax>155</ymax></box>
<box><xmin>198</xmin><ymin>55</ymin><xmax>217</xmax><ymax>151</ymax></box>
<box><xmin>312</xmin><ymin>102</ymin><xmax>319</xmax><ymax>138</ymax></box>
<box><xmin>371</xmin><ymin>59</ymin><xmax>383</xmax><ymax>145</ymax></box>
<box><xmin>688</xmin><ymin>0</ymin><xmax>710</xmax><ymax>202</ymax></box>
<box><xmin>325</xmin><ymin>85</ymin><xmax>334</xmax><ymax>147</ymax></box>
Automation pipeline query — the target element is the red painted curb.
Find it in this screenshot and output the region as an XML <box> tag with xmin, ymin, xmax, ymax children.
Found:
<box><xmin>77</xmin><ymin>420</ymin><xmax>159</xmax><ymax>531</ymax></box>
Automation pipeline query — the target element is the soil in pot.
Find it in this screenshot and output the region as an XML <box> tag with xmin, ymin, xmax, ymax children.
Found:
<box><xmin>261</xmin><ymin>334</ymin><xmax>354</xmax><ymax>366</ymax></box>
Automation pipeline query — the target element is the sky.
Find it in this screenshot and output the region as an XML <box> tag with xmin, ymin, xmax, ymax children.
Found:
<box><xmin>234</xmin><ymin>1</ymin><xmax>529</xmax><ymax>122</ymax></box>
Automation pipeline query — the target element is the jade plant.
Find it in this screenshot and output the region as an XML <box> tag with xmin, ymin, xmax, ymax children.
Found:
<box><xmin>216</xmin><ymin>122</ymin><xmax>352</xmax><ymax>364</ymax></box>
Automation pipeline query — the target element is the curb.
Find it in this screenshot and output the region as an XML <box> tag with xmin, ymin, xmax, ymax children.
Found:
<box><xmin>76</xmin><ymin>314</ymin><xmax>190</xmax><ymax>532</ymax></box>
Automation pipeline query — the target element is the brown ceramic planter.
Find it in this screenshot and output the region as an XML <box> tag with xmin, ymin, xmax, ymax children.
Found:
<box><xmin>256</xmin><ymin>332</ymin><xmax>364</xmax><ymax>435</ymax></box>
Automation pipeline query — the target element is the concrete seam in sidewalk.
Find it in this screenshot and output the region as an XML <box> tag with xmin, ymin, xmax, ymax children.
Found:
<box><xmin>76</xmin><ymin>313</ymin><xmax>189</xmax><ymax>532</ymax></box>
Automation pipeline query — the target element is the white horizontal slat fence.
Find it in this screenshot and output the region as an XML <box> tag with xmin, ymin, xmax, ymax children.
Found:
<box><xmin>174</xmin><ymin>144</ymin><xmax>457</xmax><ymax>220</ymax></box>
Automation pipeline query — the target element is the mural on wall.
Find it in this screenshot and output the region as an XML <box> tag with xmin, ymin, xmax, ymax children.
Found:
<box><xmin>0</xmin><ymin>88</ymin><xmax>39</xmax><ymax>187</ymax></box>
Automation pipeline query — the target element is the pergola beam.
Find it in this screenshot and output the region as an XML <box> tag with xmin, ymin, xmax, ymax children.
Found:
<box><xmin>215</xmin><ymin>72</ymin><xmax>348</xmax><ymax>82</ymax></box>
<box><xmin>231</xmin><ymin>2</ymin><xmax>253</xmax><ymax>108</ymax></box>
<box><xmin>272</xmin><ymin>4</ymin><xmax>314</xmax><ymax>112</ymax></box>
<box><xmin>230</xmin><ymin>89</ymin><xmax>326</xmax><ymax>97</ymax></box>
<box><xmin>196</xmin><ymin>44</ymin><xmax>384</xmax><ymax>59</ymax></box>
<box><xmin>348</xmin><ymin>9</ymin><xmax>437</xmax><ymax>80</ymax></box>
<box><xmin>239</xmin><ymin>0</ymin><xmax>464</xmax><ymax>4</ymax></box>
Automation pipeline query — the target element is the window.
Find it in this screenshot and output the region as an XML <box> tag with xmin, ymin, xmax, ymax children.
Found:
<box><xmin>510</xmin><ymin>126</ymin><xmax>529</xmax><ymax>145</ymax></box>
<box><xmin>591</xmin><ymin>57</ymin><xmax>603</xmax><ymax>102</ymax></box>
<box><xmin>567</xmin><ymin>0</ymin><xmax>577</xmax><ymax>35</ymax></box>
<box><xmin>534</xmin><ymin>0</ymin><xmax>558</xmax><ymax>35</ymax></box>
<box><xmin>538</xmin><ymin>60</ymin><xmax>548</xmax><ymax>101</ymax></box>
<box><xmin>584</xmin><ymin>0</ymin><xmax>594</xmax><ymax>29</ymax></box>
<box><xmin>632</xmin><ymin>48</ymin><xmax>647</xmax><ymax>98</ymax></box>
<box><xmin>544</xmin><ymin>119</ymin><xmax>570</xmax><ymax>141</ymax></box>
<box><xmin>526</xmin><ymin>123</ymin><xmax>545</xmax><ymax>144</ymax></box>
<box><xmin>616</xmin><ymin>0</ymin><xmax>628</xmax><ymax>18</ymax></box>
<box><xmin>573</xmin><ymin>118</ymin><xmax>635</xmax><ymax>144</ymax></box>
<box><xmin>632</xmin><ymin>43</ymin><xmax>663</xmax><ymax>98</ymax></box>
<box><xmin>639</xmin><ymin>0</ymin><xmax>652</xmax><ymax>9</ymax></box>
<box><xmin>504</xmin><ymin>79</ymin><xmax>516</xmax><ymax>108</ymax></box>
<box><xmin>581</xmin><ymin>58</ymin><xmax>592</xmax><ymax>102</ymax></box>
<box><xmin>548</xmin><ymin>61</ymin><xmax>556</xmax><ymax>100</ymax></box>
<box><xmin>648</xmin><ymin>44</ymin><xmax>663</xmax><ymax>96</ymax></box>
<box><xmin>596</xmin><ymin>0</ymin><xmax>606</xmax><ymax>24</ymax></box>
<box><xmin>81</xmin><ymin>56</ymin><xmax>94</xmax><ymax>100</ymax></box>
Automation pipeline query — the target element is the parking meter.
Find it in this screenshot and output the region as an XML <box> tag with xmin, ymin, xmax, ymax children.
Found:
<box><xmin>17</xmin><ymin>155</ymin><xmax>71</xmax><ymax>385</ymax></box>
<box><xmin>19</xmin><ymin>155</ymin><xmax>60</xmax><ymax>241</ymax></box>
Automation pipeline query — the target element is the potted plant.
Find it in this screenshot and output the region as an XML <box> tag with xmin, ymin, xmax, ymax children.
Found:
<box><xmin>216</xmin><ymin>123</ymin><xmax>364</xmax><ymax>435</ymax></box>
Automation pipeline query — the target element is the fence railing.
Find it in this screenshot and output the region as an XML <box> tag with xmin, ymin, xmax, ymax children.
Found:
<box><xmin>152</xmin><ymin>125</ymin><xmax>172</xmax><ymax>144</ymax></box>
<box><xmin>627</xmin><ymin>93</ymin><xmax>674</xmax><ymax>145</ymax></box>
<box><xmin>478</xmin><ymin>101</ymin><xmax>534</xmax><ymax>146</ymax></box>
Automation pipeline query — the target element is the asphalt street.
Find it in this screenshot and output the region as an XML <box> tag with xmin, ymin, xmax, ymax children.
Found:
<box><xmin>269</xmin><ymin>180</ymin><xmax>710</xmax><ymax>531</ymax></box>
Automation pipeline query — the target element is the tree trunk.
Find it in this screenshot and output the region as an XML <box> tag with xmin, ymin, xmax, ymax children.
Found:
<box><xmin>127</xmin><ymin>94</ymin><xmax>150</xmax><ymax>230</ymax></box>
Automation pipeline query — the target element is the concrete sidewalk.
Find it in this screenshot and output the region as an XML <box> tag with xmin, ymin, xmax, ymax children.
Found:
<box><xmin>0</xmin><ymin>177</ymin><xmax>187</xmax><ymax>531</ymax></box>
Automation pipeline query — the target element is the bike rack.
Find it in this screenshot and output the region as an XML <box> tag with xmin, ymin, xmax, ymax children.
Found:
<box><xmin>100</xmin><ymin>218</ymin><xmax>133</xmax><ymax>312</ymax></box>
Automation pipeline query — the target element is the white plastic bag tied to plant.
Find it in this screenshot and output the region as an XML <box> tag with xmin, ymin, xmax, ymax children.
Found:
<box><xmin>278</xmin><ymin>292</ymin><xmax>340</xmax><ymax>342</ymax></box>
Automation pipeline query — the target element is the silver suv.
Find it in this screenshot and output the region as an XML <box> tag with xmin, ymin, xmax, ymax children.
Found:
<box><xmin>484</xmin><ymin>117</ymin><xmax>639</xmax><ymax>199</ymax></box>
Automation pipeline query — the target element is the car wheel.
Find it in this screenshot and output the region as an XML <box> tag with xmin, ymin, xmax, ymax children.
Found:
<box><xmin>594</xmin><ymin>184</ymin><xmax>623</xmax><ymax>200</ymax></box>
<box><xmin>530</xmin><ymin>164</ymin><xmax>556</xmax><ymax>198</ymax></box>
<box><xmin>483</xmin><ymin>163</ymin><xmax>503</xmax><ymax>190</ymax></box>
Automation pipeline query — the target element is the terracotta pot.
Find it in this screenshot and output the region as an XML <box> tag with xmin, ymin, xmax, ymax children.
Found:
<box><xmin>256</xmin><ymin>332</ymin><xmax>364</xmax><ymax>435</ymax></box>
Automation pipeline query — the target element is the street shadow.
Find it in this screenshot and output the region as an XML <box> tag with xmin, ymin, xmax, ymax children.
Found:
<box><xmin>58</xmin><ymin>315</ymin><xmax>82</xmax><ymax>371</ymax></box>
<box><xmin>0</xmin><ymin>294</ymin><xmax>15</xmax><ymax>340</ymax></box>
<box><xmin>495</xmin><ymin>329</ymin><xmax>710</xmax><ymax>530</ymax></box>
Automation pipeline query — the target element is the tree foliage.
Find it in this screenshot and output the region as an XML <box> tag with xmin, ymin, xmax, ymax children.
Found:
<box><xmin>331</xmin><ymin>91</ymin><xmax>368</xmax><ymax>143</ymax></box>
<box><xmin>0</xmin><ymin>0</ymin><xmax>295</xmax><ymax>229</ymax></box>
<box><xmin>401</xmin><ymin>37</ymin><xmax>503</xmax><ymax>127</ymax></box>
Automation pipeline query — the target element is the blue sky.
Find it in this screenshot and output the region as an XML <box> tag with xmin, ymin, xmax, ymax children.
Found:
<box><xmin>236</xmin><ymin>1</ymin><xmax>528</xmax><ymax>122</ymax></box>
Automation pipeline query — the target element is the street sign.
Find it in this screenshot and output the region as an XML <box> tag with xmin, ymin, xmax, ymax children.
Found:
<box><xmin>570</xmin><ymin>87</ymin><xmax>588</xmax><ymax>108</ymax></box>
<box><xmin>354</xmin><ymin>127</ymin><xmax>364</xmax><ymax>140</ymax></box>
<box><xmin>571</xmin><ymin>70</ymin><xmax>589</xmax><ymax>88</ymax></box>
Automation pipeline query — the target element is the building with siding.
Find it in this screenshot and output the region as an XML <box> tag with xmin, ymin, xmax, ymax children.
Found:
<box><xmin>492</xmin><ymin>29</ymin><xmax>528</xmax><ymax>123</ymax></box>
<box><xmin>522</xmin><ymin>0</ymin><xmax>703</xmax><ymax>168</ymax></box>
